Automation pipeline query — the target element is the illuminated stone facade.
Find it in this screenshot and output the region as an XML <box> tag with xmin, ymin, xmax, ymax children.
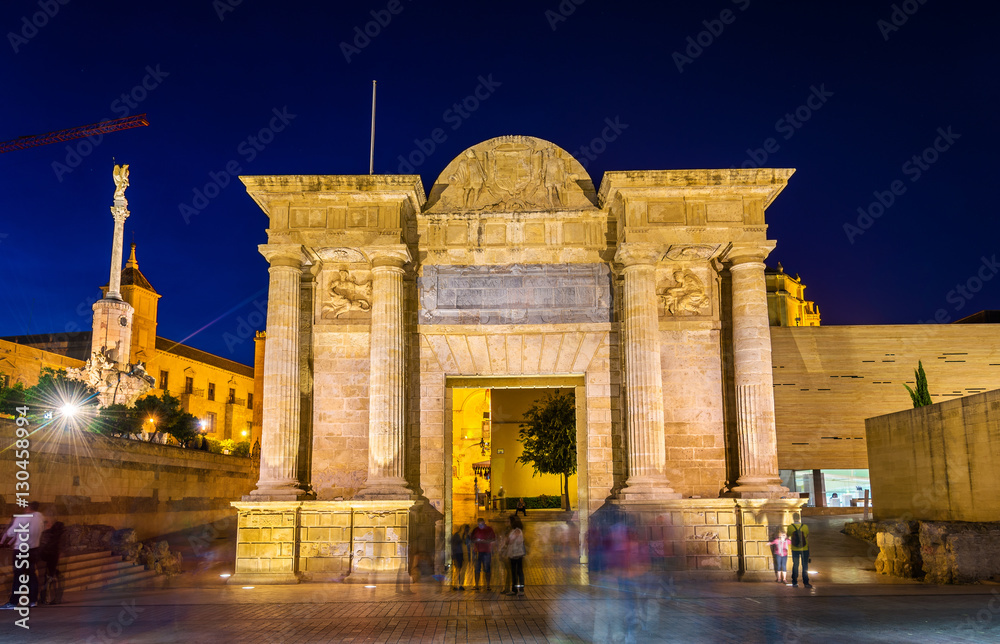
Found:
<box><xmin>230</xmin><ymin>136</ymin><xmax>806</xmax><ymax>584</ymax></box>
<box><xmin>765</xmin><ymin>264</ymin><xmax>820</xmax><ymax>326</ymax></box>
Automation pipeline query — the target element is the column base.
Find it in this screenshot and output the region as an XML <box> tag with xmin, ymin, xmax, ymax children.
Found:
<box><xmin>722</xmin><ymin>480</ymin><xmax>795</xmax><ymax>500</ymax></box>
<box><xmin>618</xmin><ymin>477</ymin><xmax>682</xmax><ymax>502</ymax></box>
<box><xmin>245</xmin><ymin>482</ymin><xmax>315</xmax><ymax>502</ymax></box>
<box><xmin>226</xmin><ymin>572</ymin><xmax>300</xmax><ymax>585</ymax></box>
<box><xmin>355</xmin><ymin>478</ymin><xmax>414</xmax><ymax>501</ymax></box>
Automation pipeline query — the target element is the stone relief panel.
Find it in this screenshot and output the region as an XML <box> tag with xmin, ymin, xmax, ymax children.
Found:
<box><xmin>320</xmin><ymin>268</ymin><xmax>373</xmax><ymax>321</ymax></box>
<box><xmin>426</xmin><ymin>135</ymin><xmax>598</xmax><ymax>213</ymax></box>
<box><xmin>657</xmin><ymin>264</ymin><xmax>714</xmax><ymax>317</ymax></box>
<box><xmin>418</xmin><ymin>263</ymin><xmax>611</xmax><ymax>324</ymax></box>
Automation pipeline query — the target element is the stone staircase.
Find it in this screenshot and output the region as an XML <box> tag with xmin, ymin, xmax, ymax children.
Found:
<box><xmin>0</xmin><ymin>551</ymin><xmax>156</xmax><ymax>594</ymax></box>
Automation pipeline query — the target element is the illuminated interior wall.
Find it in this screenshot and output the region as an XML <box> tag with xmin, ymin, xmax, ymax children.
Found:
<box><xmin>490</xmin><ymin>388</ymin><xmax>578</xmax><ymax>507</ymax></box>
<box><xmin>451</xmin><ymin>388</ymin><xmax>491</xmax><ymax>497</ymax></box>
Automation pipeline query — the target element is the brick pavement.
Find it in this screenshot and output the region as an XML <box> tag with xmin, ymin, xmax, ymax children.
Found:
<box><xmin>6</xmin><ymin>574</ymin><xmax>1000</xmax><ymax>643</ymax></box>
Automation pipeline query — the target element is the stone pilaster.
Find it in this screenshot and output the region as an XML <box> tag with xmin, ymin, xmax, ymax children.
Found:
<box><xmin>357</xmin><ymin>246</ymin><xmax>413</xmax><ymax>500</ymax></box>
<box><xmin>724</xmin><ymin>245</ymin><xmax>788</xmax><ymax>498</ymax></box>
<box><xmin>249</xmin><ymin>244</ymin><xmax>312</xmax><ymax>501</ymax></box>
<box><xmin>615</xmin><ymin>244</ymin><xmax>680</xmax><ymax>501</ymax></box>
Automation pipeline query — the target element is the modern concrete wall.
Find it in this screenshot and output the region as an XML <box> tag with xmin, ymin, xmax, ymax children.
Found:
<box><xmin>0</xmin><ymin>418</ymin><xmax>258</xmax><ymax>540</ymax></box>
<box><xmin>771</xmin><ymin>324</ymin><xmax>1000</xmax><ymax>470</ymax></box>
<box><xmin>864</xmin><ymin>388</ymin><xmax>1000</xmax><ymax>522</ymax></box>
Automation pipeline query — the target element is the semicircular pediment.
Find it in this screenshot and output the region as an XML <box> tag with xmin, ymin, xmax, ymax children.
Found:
<box><xmin>425</xmin><ymin>135</ymin><xmax>598</xmax><ymax>213</ymax></box>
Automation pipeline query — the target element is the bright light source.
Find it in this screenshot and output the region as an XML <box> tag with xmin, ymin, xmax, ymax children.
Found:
<box><xmin>242</xmin><ymin>586</ymin><xmax>254</xmax><ymax>590</ymax></box>
<box><xmin>219</xmin><ymin>573</ymin><xmax>231</xmax><ymax>578</ymax></box>
<box><xmin>60</xmin><ymin>403</ymin><xmax>78</xmax><ymax>418</ymax></box>
<box><xmin>241</xmin><ymin>430</ymin><xmax>248</xmax><ymax>437</ymax></box>
<box><xmin>364</xmin><ymin>585</ymin><xmax>377</xmax><ymax>589</ymax></box>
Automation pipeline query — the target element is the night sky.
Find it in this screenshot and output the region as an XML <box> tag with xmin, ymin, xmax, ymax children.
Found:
<box><xmin>2</xmin><ymin>0</ymin><xmax>997</xmax><ymax>367</ymax></box>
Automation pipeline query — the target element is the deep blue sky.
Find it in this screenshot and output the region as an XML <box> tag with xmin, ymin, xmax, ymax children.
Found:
<box><xmin>1</xmin><ymin>0</ymin><xmax>997</xmax><ymax>366</ymax></box>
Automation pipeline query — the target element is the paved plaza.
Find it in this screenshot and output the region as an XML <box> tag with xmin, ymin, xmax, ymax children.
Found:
<box><xmin>3</xmin><ymin>516</ymin><xmax>999</xmax><ymax>643</ymax></box>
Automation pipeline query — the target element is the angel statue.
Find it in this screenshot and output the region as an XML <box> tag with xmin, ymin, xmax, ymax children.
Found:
<box><xmin>113</xmin><ymin>164</ymin><xmax>130</xmax><ymax>203</ymax></box>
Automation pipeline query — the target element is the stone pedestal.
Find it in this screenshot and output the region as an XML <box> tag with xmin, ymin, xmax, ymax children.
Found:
<box><xmin>357</xmin><ymin>248</ymin><xmax>413</xmax><ymax>500</ymax></box>
<box><xmin>248</xmin><ymin>245</ymin><xmax>312</xmax><ymax>501</ymax></box>
<box><xmin>724</xmin><ymin>246</ymin><xmax>788</xmax><ymax>498</ymax></box>
<box><xmin>230</xmin><ymin>500</ymin><xmax>414</xmax><ymax>585</ymax></box>
<box><xmin>228</xmin><ymin>502</ymin><xmax>302</xmax><ymax>585</ymax></box>
<box><xmin>616</xmin><ymin>244</ymin><xmax>680</xmax><ymax>501</ymax></box>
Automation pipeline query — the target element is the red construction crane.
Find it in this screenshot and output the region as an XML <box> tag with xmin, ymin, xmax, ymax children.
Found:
<box><xmin>0</xmin><ymin>114</ymin><xmax>149</xmax><ymax>153</ymax></box>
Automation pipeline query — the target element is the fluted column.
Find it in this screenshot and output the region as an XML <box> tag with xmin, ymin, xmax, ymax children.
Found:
<box><xmin>616</xmin><ymin>244</ymin><xmax>679</xmax><ymax>500</ymax></box>
<box><xmin>725</xmin><ymin>245</ymin><xmax>787</xmax><ymax>497</ymax></box>
<box><xmin>249</xmin><ymin>244</ymin><xmax>311</xmax><ymax>500</ymax></box>
<box><xmin>357</xmin><ymin>247</ymin><xmax>413</xmax><ymax>499</ymax></box>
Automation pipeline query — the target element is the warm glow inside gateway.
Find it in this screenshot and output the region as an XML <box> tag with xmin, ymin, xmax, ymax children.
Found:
<box><xmin>451</xmin><ymin>386</ymin><xmax>578</xmax><ymax>528</ymax></box>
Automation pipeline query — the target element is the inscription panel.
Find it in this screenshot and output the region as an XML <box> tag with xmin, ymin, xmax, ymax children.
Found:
<box><xmin>419</xmin><ymin>263</ymin><xmax>612</xmax><ymax>324</ymax></box>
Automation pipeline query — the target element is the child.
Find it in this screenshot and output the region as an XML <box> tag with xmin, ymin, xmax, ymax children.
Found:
<box><xmin>769</xmin><ymin>531</ymin><xmax>790</xmax><ymax>583</ymax></box>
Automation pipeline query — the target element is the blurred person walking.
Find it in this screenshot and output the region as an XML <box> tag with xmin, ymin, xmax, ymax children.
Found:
<box><xmin>507</xmin><ymin>515</ymin><xmax>526</xmax><ymax>596</ymax></box>
<box><xmin>471</xmin><ymin>517</ymin><xmax>496</xmax><ymax>591</ymax></box>
<box><xmin>38</xmin><ymin>512</ymin><xmax>64</xmax><ymax>604</ymax></box>
<box><xmin>1</xmin><ymin>501</ymin><xmax>45</xmax><ymax>609</ymax></box>
<box><xmin>450</xmin><ymin>525</ymin><xmax>467</xmax><ymax>590</ymax></box>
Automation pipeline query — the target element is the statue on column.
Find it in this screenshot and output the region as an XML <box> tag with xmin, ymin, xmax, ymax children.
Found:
<box><xmin>113</xmin><ymin>164</ymin><xmax>130</xmax><ymax>205</ymax></box>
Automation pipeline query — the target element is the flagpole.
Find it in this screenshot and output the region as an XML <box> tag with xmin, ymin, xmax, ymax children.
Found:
<box><xmin>369</xmin><ymin>80</ymin><xmax>376</xmax><ymax>175</ymax></box>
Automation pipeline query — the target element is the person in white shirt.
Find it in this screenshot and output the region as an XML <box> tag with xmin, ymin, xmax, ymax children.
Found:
<box><xmin>2</xmin><ymin>502</ymin><xmax>45</xmax><ymax>609</ymax></box>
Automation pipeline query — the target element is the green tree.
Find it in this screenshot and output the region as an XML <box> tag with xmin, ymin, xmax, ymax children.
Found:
<box><xmin>98</xmin><ymin>391</ymin><xmax>198</xmax><ymax>444</ymax></box>
<box><xmin>903</xmin><ymin>360</ymin><xmax>933</xmax><ymax>408</ymax></box>
<box><xmin>517</xmin><ymin>389</ymin><xmax>577</xmax><ymax>511</ymax></box>
<box><xmin>0</xmin><ymin>381</ymin><xmax>26</xmax><ymax>414</ymax></box>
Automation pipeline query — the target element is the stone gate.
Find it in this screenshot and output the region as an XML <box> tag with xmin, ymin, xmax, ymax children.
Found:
<box><xmin>229</xmin><ymin>135</ymin><xmax>804</xmax><ymax>584</ymax></box>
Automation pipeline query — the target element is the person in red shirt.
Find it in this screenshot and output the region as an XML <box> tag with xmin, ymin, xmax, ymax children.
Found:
<box><xmin>470</xmin><ymin>518</ymin><xmax>496</xmax><ymax>591</ymax></box>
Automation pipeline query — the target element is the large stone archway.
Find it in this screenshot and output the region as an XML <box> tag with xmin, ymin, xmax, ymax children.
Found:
<box><xmin>229</xmin><ymin>136</ymin><xmax>804</xmax><ymax>585</ymax></box>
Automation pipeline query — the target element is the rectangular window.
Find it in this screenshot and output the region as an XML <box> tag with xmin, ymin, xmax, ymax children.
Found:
<box><xmin>159</xmin><ymin>371</ymin><xmax>169</xmax><ymax>390</ymax></box>
<box><xmin>247</xmin><ymin>392</ymin><xmax>254</xmax><ymax>409</ymax></box>
<box><xmin>185</xmin><ymin>377</ymin><xmax>194</xmax><ymax>394</ymax></box>
<box><xmin>2</xmin><ymin>374</ymin><xmax>9</xmax><ymax>388</ymax></box>
<box><xmin>208</xmin><ymin>383</ymin><xmax>215</xmax><ymax>401</ymax></box>
<box><xmin>228</xmin><ymin>388</ymin><xmax>236</xmax><ymax>404</ymax></box>
<box><xmin>206</xmin><ymin>412</ymin><xmax>216</xmax><ymax>432</ymax></box>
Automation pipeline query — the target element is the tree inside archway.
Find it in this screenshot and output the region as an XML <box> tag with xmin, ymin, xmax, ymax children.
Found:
<box><xmin>517</xmin><ymin>389</ymin><xmax>577</xmax><ymax>511</ymax></box>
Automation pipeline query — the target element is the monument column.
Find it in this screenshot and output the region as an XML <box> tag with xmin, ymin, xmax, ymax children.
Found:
<box><xmin>249</xmin><ymin>244</ymin><xmax>312</xmax><ymax>500</ymax></box>
<box><xmin>724</xmin><ymin>244</ymin><xmax>787</xmax><ymax>497</ymax></box>
<box><xmin>357</xmin><ymin>246</ymin><xmax>413</xmax><ymax>499</ymax></box>
<box><xmin>615</xmin><ymin>244</ymin><xmax>680</xmax><ymax>500</ymax></box>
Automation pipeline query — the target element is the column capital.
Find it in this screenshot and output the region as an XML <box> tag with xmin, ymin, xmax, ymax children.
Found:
<box><xmin>614</xmin><ymin>243</ymin><xmax>662</xmax><ymax>267</ymax></box>
<box><xmin>259</xmin><ymin>244</ymin><xmax>308</xmax><ymax>268</ymax></box>
<box><xmin>110</xmin><ymin>205</ymin><xmax>130</xmax><ymax>223</ymax></box>
<box><xmin>721</xmin><ymin>242</ymin><xmax>776</xmax><ymax>267</ymax></box>
<box><xmin>364</xmin><ymin>245</ymin><xmax>412</xmax><ymax>269</ymax></box>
